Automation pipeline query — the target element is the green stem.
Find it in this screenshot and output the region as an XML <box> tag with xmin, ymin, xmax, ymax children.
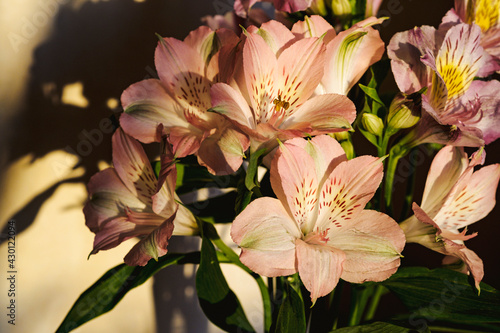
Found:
<box><xmin>400</xmin><ymin>149</ymin><xmax>417</xmax><ymax>221</ymax></box>
<box><xmin>329</xmin><ymin>280</ymin><xmax>344</xmax><ymax>331</ymax></box>
<box><xmin>384</xmin><ymin>147</ymin><xmax>405</xmax><ymax>216</ymax></box>
<box><xmin>377</xmin><ymin>132</ymin><xmax>391</xmax><ymax>158</ymax></box>
<box><xmin>363</xmin><ymin>285</ymin><xmax>385</xmax><ymax>322</ymax></box>
<box><xmin>348</xmin><ymin>285</ymin><xmax>372</xmax><ymax>327</ymax></box>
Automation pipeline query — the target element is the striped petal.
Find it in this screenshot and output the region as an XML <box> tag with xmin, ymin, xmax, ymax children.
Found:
<box><xmin>315</xmin><ymin>156</ymin><xmax>383</xmax><ymax>232</ymax></box>
<box><xmin>243</xmin><ymin>32</ymin><xmax>279</xmax><ymax>125</ymax></box>
<box><xmin>112</xmin><ymin>128</ymin><xmax>158</xmax><ymax>207</ymax></box>
<box><xmin>271</xmin><ymin>138</ymin><xmax>320</xmax><ymax>234</ymax></box>
<box><xmin>296</xmin><ymin>239</ymin><xmax>345</xmax><ymax>303</ymax></box>
<box><xmin>433</xmin><ymin>162</ymin><xmax>500</xmax><ymax>231</ymax></box>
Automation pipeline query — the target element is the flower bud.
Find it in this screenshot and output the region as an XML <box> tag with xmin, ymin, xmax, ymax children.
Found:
<box><xmin>331</xmin><ymin>0</ymin><xmax>351</xmax><ymax>16</ymax></box>
<box><xmin>387</xmin><ymin>93</ymin><xmax>421</xmax><ymax>132</ymax></box>
<box><xmin>361</xmin><ymin>113</ymin><xmax>384</xmax><ymax>137</ymax></box>
<box><xmin>309</xmin><ymin>0</ymin><xmax>328</xmax><ymax>16</ymax></box>
<box><xmin>333</xmin><ymin>131</ymin><xmax>350</xmax><ymax>142</ymax></box>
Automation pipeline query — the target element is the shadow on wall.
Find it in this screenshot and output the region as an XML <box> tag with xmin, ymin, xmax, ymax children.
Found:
<box><xmin>2</xmin><ymin>0</ymin><xmax>234</xmax><ymax>331</ymax></box>
<box><xmin>3</xmin><ymin>0</ymin><xmax>223</xmax><ymax>239</ymax></box>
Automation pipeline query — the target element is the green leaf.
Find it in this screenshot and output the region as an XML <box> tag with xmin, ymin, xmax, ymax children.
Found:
<box><xmin>382</xmin><ymin>267</ymin><xmax>500</xmax><ymax>330</ymax></box>
<box><xmin>332</xmin><ymin>321</ymin><xmax>417</xmax><ymax>332</ymax></box>
<box><xmin>245</xmin><ymin>148</ymin><xmax>267</xmax><ymax>191</ymax></box>
<box><xmin>196</xmin><ymin>233</ymin><xmax>255</xmax><ymax>332</ymax></box>
<box><xmin>57</xmin><ymin>252</ymin><xmax>201</xmax><ymax>333</ymax></box>
<box><xmin>359</xmin><ymin>84</ymin><xmax>385</xmax><ymax>108</ymax></box>
<box><xmin>175</xmin><ymin>161</ymin><xmax>239</xmax><ymax>194</ymax></box>
<box><xmin>276</xmin><ymin>282</ymin><xmax>306</xmax><ymax>333</ymax></box>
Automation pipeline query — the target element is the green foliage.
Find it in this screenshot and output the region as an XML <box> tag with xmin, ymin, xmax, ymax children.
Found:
<box><xmin>57</xmin><ymin>252</ymin><xmax>201</xmax><ymax>333</ymax></box>
<box><xmin>275</xmin><ymin>281</ymin><xmax>307</xmax><ymax>333</ymax></box>
<box><xmin>196</xmin><ymin>222</ymin><xmax>255</xmax><ymax>333</ymax></box>
<box><xmin>332</xmin><ymin>321</ymin><xmax>417</xmax><ymax>332</ymax></box>
<box><xmin>382</xmin><ymin>267</ymin><xmax>500</xmax><ymax>332</ymax></box>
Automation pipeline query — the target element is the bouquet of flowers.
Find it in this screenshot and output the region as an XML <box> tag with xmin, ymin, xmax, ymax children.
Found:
<box><xmin>58</xmin><ymin>0</ymin><xmax>500</xmax><ymax>332</ymax></box>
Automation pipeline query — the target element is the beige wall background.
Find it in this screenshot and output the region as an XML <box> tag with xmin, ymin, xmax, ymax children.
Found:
<box><xmin>0</xmin><ymin>0</ymin><xmax>498</xmax><ymax>332</ymax></box>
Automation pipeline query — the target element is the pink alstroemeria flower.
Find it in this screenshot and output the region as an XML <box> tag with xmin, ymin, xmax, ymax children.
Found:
<box><xmin>292</xmin><ymin>15</ymin><xmax>385</xmax><ymax>95</ymax></box>
<box><xmin>231</xmin><ymin>135</ymin><xmax>405</xmax><ymax>302</ymax></box>
<box><xmin>388</xmin><ymin>22</ymin><xmax>500</xmax><ymax>146</ymax></box>
<box><xmin>120</xmin><ymin>26</ymin><xmax>250</xmax><ymax>175</ymax></box>
<box><xmin>210</xmin><ymin>25</ymin><xmax>356</xmax><ymax>153</ymax></box>
<box><xmin>400</xmin><ymin>146</ymin><xmax>500</xmax><ymax>289</ymax></box>
<box><xmin>234</xmin><ymin>0</ymin><xmax>313</xmax><ymax>18</ymax></box>
<box><xmin>84</xmin><ymin>128</ymin><xmax>197</xmax><ymax>266</ymax></box>
<box><xmin>446</xmin><ymin>0</ymin><xmax>500</xmax><ymax>68</ymax></box>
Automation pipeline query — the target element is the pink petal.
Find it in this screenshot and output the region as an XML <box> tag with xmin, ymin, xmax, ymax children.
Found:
<box><xmin>291</xmin><ymin>15</ymin><xmax>336</xmax><ymax>43</ymax></box>
<box><xmin>316</xmin><ymin>156</ymin><xmax>384</xmax><ymax>230</ymax></box>
<box><xmin>210</xmin><ymin>82</ymin><xmax>256</xmax><ymax>130</ymax></box>
<box><xmin>275</xmin><ymin>37</ymin><xmax>326</xmax><ymax>110</ymax></box>
<box><xmin>91</xmin><ymin>216</ymin><xmax>157</xmax><ymax>254</ymax></box>
<box><xmin>171</xmin><ymin>203</ymin><xmax>198</xmax><ymax>236</ymax></box>
<box><xmin>442</xmin><ymin>240</ymin><xmax>484</xmax><ymax>291</ymax></box>
<box><xmin>112</xmin><ymin>128</ymin><xmax>158</xmax><ymax>207</ymax></box>
<box><xmin>469</xmin><ymin>80</ymin><xmax>500</xmax><ymax>144</ymax></box>
<box><xmin>249</xmin><ymin>20</ymin><xmax>295</xmax><ymax>56</ymax></box>
<box><xmin>280</xmin><ymin>93</ymin><xmax>356</xmax><ymax>134</ymax></box>
<box><xmin>155</xmin><ymin>37</ymin><xmax>212</xmax><ymax>116</ymax></box>
<box><xmin>274</xmin><ymin>0</ymin><xmax>311</xmax><ymax>12</ymax></box>
<box><xmin>197</xmin><ymin>122</ymin><xmax>250</xmax><ymax>175</ymax></box>
<box><xmin>322</xmin><ymin>18</ymin><xmax>385</xmax><ymax>95</ymax></box>
<box><xmin>84</xmin><ymin>169</ymin><xmax>146</xmax><ymax>232</ymax></box>
<box><xmin>387</xmin><ymin>28</ymin><xmax>434</xmax><ymax>94</ymax></box>
<box><xmin>270</xmin><ymin>139</ymin><xmax>320</xmax><ymax>234</ymax></box>
<box><xmin>243</xmin><ymin>32</ymin><xmax>279</xmax><ymax>123</ymax></box>
<box><xmin>435</xmin><ymin>163</ymin><xmax>500</xmax><ymax>230</ymax></box>
<box><xmin>124</xmin><ymin>213</ymin><xmax>176</xmax><ymax>266</ymax></box>
<box><xmin>168</xmin><ymin>126</ymin><xmax>203</xmax><ymax>158</ymax></box>
<box><xmin>151</xmin><ymin>147</ymin><xmax>178</xmax><ymax>218</ymax></box>
<box><xmin>231</xmin><ymin>197</ymin><xmax>301</xmax><ymax>277</ymax></box>
<box><xmin>120</xmin><ymin>79</ymin><xmax>188</xmax><ymax>143</ymax></box>
<box><xmin>420</xmin><ymin>146</ymin><xmax>468</xmax><ymax>215</ymax></box>
<box><xmin>329</xmin><ymin>210</ymin><xmax>405</xmax><ymax>283</ymax></box>
<box><xmin>286</xmin><ymin>135</ymin><xmax>347</xmax><ymax>186</ymax></box>
<box><xmin>296</xmin><ymin>239</ymin><xmax>345</xmax><ymax>303</ymax></box>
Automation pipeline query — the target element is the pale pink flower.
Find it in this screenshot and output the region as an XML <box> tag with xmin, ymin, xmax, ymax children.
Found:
<box><xmin>291</xmin><ymin>15</ymin><xmax>385</xmax><ymax>95</ymax></box>
<box><xmin>84</xmin><ymin>128</ymin><xmax>197</xmax><ymax>266</ymax></box>
<box><xmin>231</xmin><ymin>135</ymin><xmax>405</xmax><ymax>302</ymax></box>
<box><xmin>234</xmin><ymin>0</ymin><xmax>313</xmax><ymax>18</ymax></box>
<box><xmin>388</xmin><ymin>22</ymin><xmax>500</xmax><ymax>146</ymax></box>
<box><xmin>120</xmin><ymin>26</ymin><xmax>250</xmax><ymax>175</ymax></box>
<box><xmin>400</xmin><ymin>145</ymin><xmax>500</xmax><ymax>289</ymax></box>
<box><xmin>210</xmin><ymin>23</ymin><xmax>356</xmax><ymax>153</ymax></box>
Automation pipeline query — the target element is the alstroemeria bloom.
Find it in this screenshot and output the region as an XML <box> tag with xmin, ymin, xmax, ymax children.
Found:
<box><xmin>234</xmin><ymin>0</ymin><xmax>313</xmax><ymax>18</ymax></box>
<box><xmin>210</xmin><ymin>26</ymin><xmax>356</xmax><ymax>153</ymax></box>
<box><xmin>231</xmin><ymin>135</ymin><xmax>405</xmax><ymax>302</ymax></box>
<box><xmin>448</xmin><ymin>0</ymin><xmax>500</xmax><ymax>68</ymax></box>
<box><xmin>84</xmin><ymin>128</ymin><xmax>197</xmax><ymax>266</ymax></box>
<box><xmin>400</xmin><ymin>146</ymin><xmax>500</xmax><ymax>289</ymax></box>
<box><xmin>292</xmin><ymin>15</ymin><xmax>385</xmax><ymax>96</ymax></box>
<box><xmin>388</xmin><ymin>22</ymin><xmax>500</xmax><ymax>146</ymax></box>
<box><xmin>120</xmin><ymin>26</ymin><xmax>250</xmax><ymax>175</ymax></box>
